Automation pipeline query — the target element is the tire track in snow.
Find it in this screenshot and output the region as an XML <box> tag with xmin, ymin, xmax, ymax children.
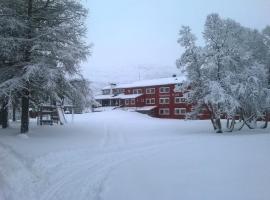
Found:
<box><xmin>36</xmin><ymin>137</ymin><xmax>191</xmax><ymax>200</ymax></box>
<box><xmin>0</xmin><ymin>144</ymin><xmax>38</xmax><ymax>200</ymax></box>
<box><xmin>38</xmin><ymin>145</ymin><xmax>157</xmax><ymax>200</ymax></box>
<box><xmin>101</xmin><ymin>123</ymin><xmax>127</xmax><ymax>150</ymax></box>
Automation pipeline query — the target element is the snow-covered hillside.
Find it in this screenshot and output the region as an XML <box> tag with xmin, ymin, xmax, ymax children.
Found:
<box><xmin>0</xmin><ymin>110</ymin><xmax>269</xmax><ymax>200</ymax></box>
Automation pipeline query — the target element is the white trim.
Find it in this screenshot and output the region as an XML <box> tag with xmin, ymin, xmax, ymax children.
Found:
<box><xmin>95</xmin><ymin>93</ymin><xmax>142</xmax><ymax>100</ymax></box>
<box><xmin>146</xmin><ymin>88</ymin><xmax>155</xmax><ymax>94</ymax></box>
<box><xmin>174</xmin><ymin>108</ymin><xmax>186</xmax><ymax>115</ymax></box>
<box><xmin>130</xmin><ymin>99</ymin><xmax>135</xmax><ymax>105</ymax></box>
<box><xmin>146</xmin><ymin>98</ymin><xmax>155</xmax><ymax>105</ymax></box>
<box><xmin>159</xmin><ymin>97</ymin><xmax>170</xmax><ymax>104</ymax></box>
<box><xmin>133</xmin><ymin>89</ymin><xmax>142</xmax><ymax>94</ymax></box>
<box><xmin>159</xmin><ymin>87</ymin><xmax>170</xmax><ymax>93</ymax></box>
<box><xmin>159</xmin><ymin>108</ymin><xmax>170</xmax><ymax>115</ymax></box>
<box><xmin>175</xmin><ymin>97</ymin><xmax>186</xmax><ymax>104</ymax></box>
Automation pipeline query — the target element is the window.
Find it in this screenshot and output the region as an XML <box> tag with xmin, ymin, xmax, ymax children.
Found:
<box><xmin>146</xmin><ymin>88</ymin><xmax>155</xmax><ymax>94</ymax></box>
<box><xmin>159</xmin><ymin>87</ymin><xmax>170</xmax><ymax>93</ymax></box>
<box><xmin>146</xmin><ymin>98</ymin><xmax>155</xmax><ymax>105</ymax></box>
<box><xmin>175</xmin><ymin>97</ymin><xmax>186</xmax><ymax>103</ymax></box>
<box><xmin>114</xmin><ymin>89</ymin><xmax>121</xmax><ymax>94</ymax></box>
<box><xmin>121</xmin><ymin>88</ymin><xmax>125</xmax><ymax>93</ymax></box>
<box><xmin>159</xmin><ymin>97</ymin><xmax>170</xmax><ymax>104</ymax></box>
<box><xmin>184</xmin><ymin>92</ymin><xmax>191</xmax><ymax>98</ymax></box>
<box><xmin>130</xmin><ymin>99</ymin><xmax>135</xmax><ymax>105</ymax></box>
<box><xmin>174</xmin><ymin>108</ymin><xmax>186</xmax><ymax>115</ymax></box>
<box><xmin>159</xmin><ymin>108</ymin><xmax>170</xmax><ymax>115</ymax></box>
<box><xmin>125</xmin><ymin>99</ymin><xmax>129</xmax><ymax>105</ymax></box>
<box><xmin>103</xmin><ymin>89</ymin><xmax>110</xmax><ymax>95</ymax></box>
<box><xmin>133</xmin><ymin>89</ymin><xmax>142</xmax><ymax>94</ymax></box>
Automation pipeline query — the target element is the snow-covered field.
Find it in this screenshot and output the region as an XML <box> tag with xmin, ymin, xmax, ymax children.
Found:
<box><xmin>0</xmin><ymin>110</ymin><xmax>269</xmax><ymax>200</ymax></box>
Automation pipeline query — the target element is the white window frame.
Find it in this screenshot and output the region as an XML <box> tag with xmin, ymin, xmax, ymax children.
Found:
<box><xmin>146</xmin><ymin>98</ymin><xmax>155</xmax><ymax>105</ymax></box>
<box><xmin>159</xmin><ymin>87</ymin><xmax>170</xmax><ymax>93</ymax></box>
<box><xmin>174</xmin><ymin>108</ymin><xmax>186</xmax><ymax>115</ymax></box>
<box><xmin>159</xmin><ymin>97</ymin><xmax>170</xmax><ymax>104</ymax></box>
<box><xmin>159</xmin><ymin>108</ymin><xmax>170</xmax><ymax>115</ymax></box>
<box><xmin>125</xmin><ymin>99</ymin><xmax>129</xmax><ymax>105</ymax></box>
<box><xmin>130</xmin><ymin>99</ymin><xmax>135</xmax><ymax>105</ymax></box>
<box><xmin>133</xmin><ymin>89</ymin><xmax>142</xmax><ymax>94</ymax></box>
<box><xmin>175</xmin><ymin>97</ymin><xmax>186</xmax><ymax>104</ymax></box>
<box><xmin>146</xmin><ymin>88</ymin><xmax>155</xmax><ymax>94</ymax></box>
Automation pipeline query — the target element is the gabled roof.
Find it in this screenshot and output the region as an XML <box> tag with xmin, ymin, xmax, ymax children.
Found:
<box><xmin>102</xmin><ymin>76</ymin><xmax>186</xmax><ymax>90</ymax></box>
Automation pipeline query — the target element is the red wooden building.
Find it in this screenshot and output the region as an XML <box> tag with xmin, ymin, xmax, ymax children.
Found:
<box><xmin>95</xmin><ymin>76</ymin><xmax>210</xmax><ymax>119</ymax></box>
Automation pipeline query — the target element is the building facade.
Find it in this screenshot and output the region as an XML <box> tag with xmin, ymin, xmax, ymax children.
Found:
<box><xmin>95</xmin><ymin>76</ymin><xmax>210</xmax><ymax>119</ymax></box>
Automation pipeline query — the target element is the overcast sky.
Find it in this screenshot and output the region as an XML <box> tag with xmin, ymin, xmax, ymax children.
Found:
<box><xmin>81</xmin><ymin>0</ymin><xmax>270</xmax><ymax>86</ymax></box>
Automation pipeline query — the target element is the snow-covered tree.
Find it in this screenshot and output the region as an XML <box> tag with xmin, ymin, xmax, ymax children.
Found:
<box><xmin>177</xmin><ymin>13</ymin><xmax>270</xmax><ymax>132</ymax></box>
<box><xmin>68</xmin><ymin>78</ymin><xmax>95</xmax><ymax>112</ymax></box>
<box><xmin>0</xmin><ymin>0</ymin><xmax>91</xmax><ymax>133</ymax></box>
<box><xmin>176</xmin><ymin>26</ymin><xmax>209</xmax><ymax>122</ymax></box>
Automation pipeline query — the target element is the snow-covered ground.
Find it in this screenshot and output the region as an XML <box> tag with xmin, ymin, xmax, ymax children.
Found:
<box><xmin>0</xmin><ymin>110</ymin><xmax>269</xmax><ymax>200</ymax></box>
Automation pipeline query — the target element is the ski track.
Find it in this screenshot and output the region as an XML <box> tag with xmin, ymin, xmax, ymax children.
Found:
<box><xmin>0</xmin><ymin>144</ymin><xmax>38</xmax><ymax>200</ymax></box>
<box><xmin>0</xmin><ymin>119</ymin><xmax>191</xmax><ymax>200</ymax></box>
<box><xmin>37</xmin><ymin>138</ymin><xmax>189</xmax><ymax>200</ymax></box>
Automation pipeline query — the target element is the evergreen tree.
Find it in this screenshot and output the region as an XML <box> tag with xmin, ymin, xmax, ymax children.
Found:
<box><xmin>0</xmin><ymin>0</ymin><xmax>90</xmax><ymax>133</ymax></box>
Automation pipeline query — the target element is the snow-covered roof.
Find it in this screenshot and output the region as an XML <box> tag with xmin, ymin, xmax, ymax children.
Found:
<box><xmin>118</xmin><ymin>94</ymin><xmax>143</xmax><ymax>99</ymax></box>
<box><xmin>102</xmin><ymin>76</ymin><xmax>186</xmax><ymax>90</ymax></box>
<box><xmin>135</xmin><ymin>106</ymin><xmax>157</xmax><ymax>111</ymax></box>
<box><xmin>95</xmin><ymin>94</ymin><xmax>120</xmax><ymax>100</ymax></box>
<box><xmin>95</xmin><ymin>94</ymin><xmax>142</xmax><ymax>100</ymax></box>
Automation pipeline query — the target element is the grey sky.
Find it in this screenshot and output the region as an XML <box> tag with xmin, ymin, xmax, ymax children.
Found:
<box><xmin>81</xmin><ymin>0</ymin><xmax>270</xmax><ymax>86</ymax></box>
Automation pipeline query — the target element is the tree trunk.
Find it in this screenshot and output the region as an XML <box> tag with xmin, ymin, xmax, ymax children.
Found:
<box><xmin>261</xmin><ymin>111</ymin><xmax>269</xmax><ymax>129</ymax></box>
<box><xmin>215</xmin><ymin>118</ymin><xmax>223</xmax><ymax>133</ymax></box>
<box><xmin>226</xmin><ymin>117</ymin><xmax>235</xmax><ymax>132</ymax></box>
<box><xmin>244</xmin><ymin>114</ymin><xmax>256</xmax><ymax>129</ymax></box>
<box><xmin>2</xmin><ymin>106</ymin><xmax>8</xmax><ymax>129</ymax></box>
<box><xmin>0</xmin><ymin>108</ymin><xmax>2</xmax><ymax>126</ymax></box>
<box><xmin>12</xmin><ymin>103</ymin><xmax>16</xmax><ymax>122</ymax></box>
<box><xmin>20</xmin><ymin>0</ymin><xmax>33</xmax><ymax>134</ymax></box>
<box><xmin>20</xmin><ymin>90</ymin><xmax>30</xmax><ymax>133</ymax></box>
<box><xmin>1</xmin><ymin>99</ymin><xmax>9</xmax><ymax>129</ymax></box>
<box><xmin>210</xmin><ymin>116</ymin><xmax>217</xmax><ymax>130</ymax></box>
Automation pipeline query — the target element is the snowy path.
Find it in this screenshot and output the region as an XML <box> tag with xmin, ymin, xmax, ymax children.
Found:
<box><xmin>0</xmin><ymin>110</ymin><xmax>270</xmax><ymax>200</ymax></box>
<box><xmin>0</xmin><ymin>143</ymin><xmax>38</xmax><ymax>200</ymax></box>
